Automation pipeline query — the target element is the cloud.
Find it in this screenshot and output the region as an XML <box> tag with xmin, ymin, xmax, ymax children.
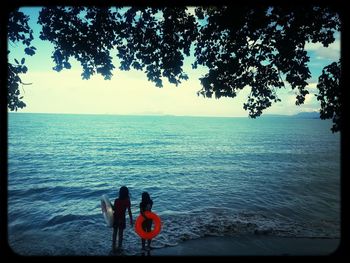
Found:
<box><xmin>306</xmin><ymin>82</ymin><xmax>319</xmax><ymax>94</ymax></box>
<box><xmin>282</xmin><ymin>81</ymin><xmax>318</xmax><ymax>96</ymax></box>
<box><xmin>262</xmin><ymin>82</ymin><xmax>320</xmax><ymax>115</ymax></box>
<box><xmin>305</xmin><ymin>38</ymin><xmax>340</xmax><ymax>61</ymax></box>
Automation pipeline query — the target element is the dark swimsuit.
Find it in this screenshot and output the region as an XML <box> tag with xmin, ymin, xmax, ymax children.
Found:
<box><xmin>140</xmin><ymin>202</ymin><xmax>153</xmax><ymax>230</ymax></box>
<box><xmin>113</xmin><ymin>198</ymin><xmax>131</xmax><ymax>229</ymax></box>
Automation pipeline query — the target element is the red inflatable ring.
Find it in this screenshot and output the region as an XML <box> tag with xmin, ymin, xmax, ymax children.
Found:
<box><xmin>135</xmin><ymin>211</ymin><xmax>161</xmax><ymax>240</ymax></box>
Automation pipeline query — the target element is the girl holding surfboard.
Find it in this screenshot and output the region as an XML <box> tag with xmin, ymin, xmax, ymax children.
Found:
<box><xmin>112</xmin><ymin>186</ymin><xmax>133</xmax><ymax>251</ymax></box>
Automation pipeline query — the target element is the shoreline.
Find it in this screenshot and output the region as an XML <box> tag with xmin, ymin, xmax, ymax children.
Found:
<box><xmin>7</xmin><ymin>233</ymin><xmax>341</xmax><ymax>256</ymax></box>
<box><xmin>148</xmin><ymin>235</ymin><xmax>340</xmax><ymax>256</ymax></box>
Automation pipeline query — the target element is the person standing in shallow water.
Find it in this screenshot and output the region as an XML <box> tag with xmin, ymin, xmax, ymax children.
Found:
<box><xmin>112</xmin><ymin>186</ymin><xmax>133</xmax><ymax>251</ymax></box>
<box><xmin>139</xmin><ymin>192</ymin><xmax>153</xmax><ymax>250</ymax></box>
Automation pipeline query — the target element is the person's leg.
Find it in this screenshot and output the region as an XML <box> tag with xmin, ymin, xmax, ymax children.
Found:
<box><xmin>141</xmin><ymin>220</ymin><xmax>148</xmax><ymax>249</ymax></box>
<box><xmin>146</xmin><ymin>221</ymin><xmax>152</xmax><ymax>248</ymax></box>
<box><xmin>118</xmin><ymin>227</ymin><xmax>123</xmax><ymax>248</ymax></box>
<box><xmin>112</xmin><ymin>227</ymin><xmax>118</xmax><ymax>250</ymax></box>
<box><xmin>142</xmin><ymin>238</ymin><xmax>146</xmax><ymax>249</ymax></box>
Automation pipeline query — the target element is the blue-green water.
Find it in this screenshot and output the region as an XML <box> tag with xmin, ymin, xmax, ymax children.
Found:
<box><xmin>7</xmin><ymin>113</ymin><xmax>340</xmax><ymax>255</ymax></box>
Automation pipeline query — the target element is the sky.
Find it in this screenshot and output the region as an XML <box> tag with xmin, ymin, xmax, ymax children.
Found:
<box><xmin>8</xmin><ymin>7</ymin><xmax>340</xmax><ymax>117</ymax></box>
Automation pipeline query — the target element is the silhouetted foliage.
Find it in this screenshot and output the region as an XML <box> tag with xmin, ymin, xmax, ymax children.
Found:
<box><xmin>7</xmin><ymin>6</ymin><xmax>341</xmax><ymax>131</ymax></box>
<box><xmin>7</xmin><ymin>9</ymin><xmax>35</xmax><ymax>111</ymax></box>
<box><xmin>317</xmin><ymin>60</ymin><xmax>341</xmax><ymax>132</ymax></box>
<box><xmin>37</xmin><ymin>7</ymin><xmax>198</xmax><ymax>86</ymax></box>
<box><xmin>193</xmin><ymin>6</ymin><xmax>340</xmax><ymax>122</ymax></box>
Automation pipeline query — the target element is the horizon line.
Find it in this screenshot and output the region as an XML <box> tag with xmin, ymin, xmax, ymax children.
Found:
<box><xmin>7</xmin><ymin>111</ymin><xmax>318</xmax><ymax>118</ymax></box>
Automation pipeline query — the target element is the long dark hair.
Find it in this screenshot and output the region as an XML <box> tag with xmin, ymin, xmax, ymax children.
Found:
<box><xmin>118</xmin><ymin>186</ymin><xmax>130</xmax><ymax>200</ymax></box>
<box><xmin>141</xmin><ymin>192</ymin><xmax>153</xmax><ymax>205</ymax></box>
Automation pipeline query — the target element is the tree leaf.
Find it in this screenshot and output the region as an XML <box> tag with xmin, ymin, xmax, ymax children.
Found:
<box><xmin>24</xmin><ymin>48</ymin><xmax>35</xmax><ymax>56</ymax></box>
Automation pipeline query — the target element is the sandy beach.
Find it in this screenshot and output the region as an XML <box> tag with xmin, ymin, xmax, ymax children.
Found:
<box><xmin>147</xmin><ymin>235</ymin><xmax>340</xmax><ymax>256</ymax></box>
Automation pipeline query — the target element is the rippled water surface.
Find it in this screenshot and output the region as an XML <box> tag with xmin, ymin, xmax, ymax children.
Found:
<box><xmin>8</xmin><ymin>113</ymin><xmax>340</xmax><ymax>255</ymax></box>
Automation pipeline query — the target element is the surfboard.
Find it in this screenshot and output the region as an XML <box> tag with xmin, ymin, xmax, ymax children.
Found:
<box><xmin>101</xmin><ymin>194</ymin><xmax>114</xmax><ymax>227</ymax></box>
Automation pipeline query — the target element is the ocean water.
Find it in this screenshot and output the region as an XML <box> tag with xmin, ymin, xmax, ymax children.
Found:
<box><xmin>7</xmin><ymin>113</ymin><xmax>340</xmax><ymax>255</ymax></box>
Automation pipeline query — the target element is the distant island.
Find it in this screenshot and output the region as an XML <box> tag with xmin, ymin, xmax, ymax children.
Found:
<box><xmin>292</xmin><ymin>112</ymin><xmax>320</xmax><ymax>119</ymax></box>
<box><xmin>264</xmin><ymin>112</ymin><xmax>320</xmax><ymax>119</ymax></box>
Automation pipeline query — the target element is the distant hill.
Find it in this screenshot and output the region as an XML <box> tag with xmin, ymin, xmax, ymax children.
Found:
<box><xmin>262</xmin><ymin>114</ymin><xmax>288</xmax><ymax>118</ymax></box>
<box><xmin>263</xmin><ymin>112</ymin><xmax>320</xmax><ymax>119</ymax></box>
<box><xmin>292</xmin><ymin>112</ymin><xmax>320</xmax><ymax>119</ymax></box>
<box><xmin>261</xmin><ymin>114</ymin><xmax>292</xmax><ymax>118</ymax></box>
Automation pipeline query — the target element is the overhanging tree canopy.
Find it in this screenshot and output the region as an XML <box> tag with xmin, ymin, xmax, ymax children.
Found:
<box><xmin>7</xmin><ymin>5</ymin><xmax>341</xmax><ymax>132</ymax></box>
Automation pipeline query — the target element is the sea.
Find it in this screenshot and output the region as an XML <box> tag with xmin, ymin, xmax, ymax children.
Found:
<box><xmin>7</xmin><ymin>113</ymin><xmax>341</xmax><ymax>255</ymax></box>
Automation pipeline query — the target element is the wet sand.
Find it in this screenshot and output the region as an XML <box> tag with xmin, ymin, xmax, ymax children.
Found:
<box><xmin>148</xmin><ymin>235</ymin><xmax>340</xmax><ymax>256</ymax></box>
